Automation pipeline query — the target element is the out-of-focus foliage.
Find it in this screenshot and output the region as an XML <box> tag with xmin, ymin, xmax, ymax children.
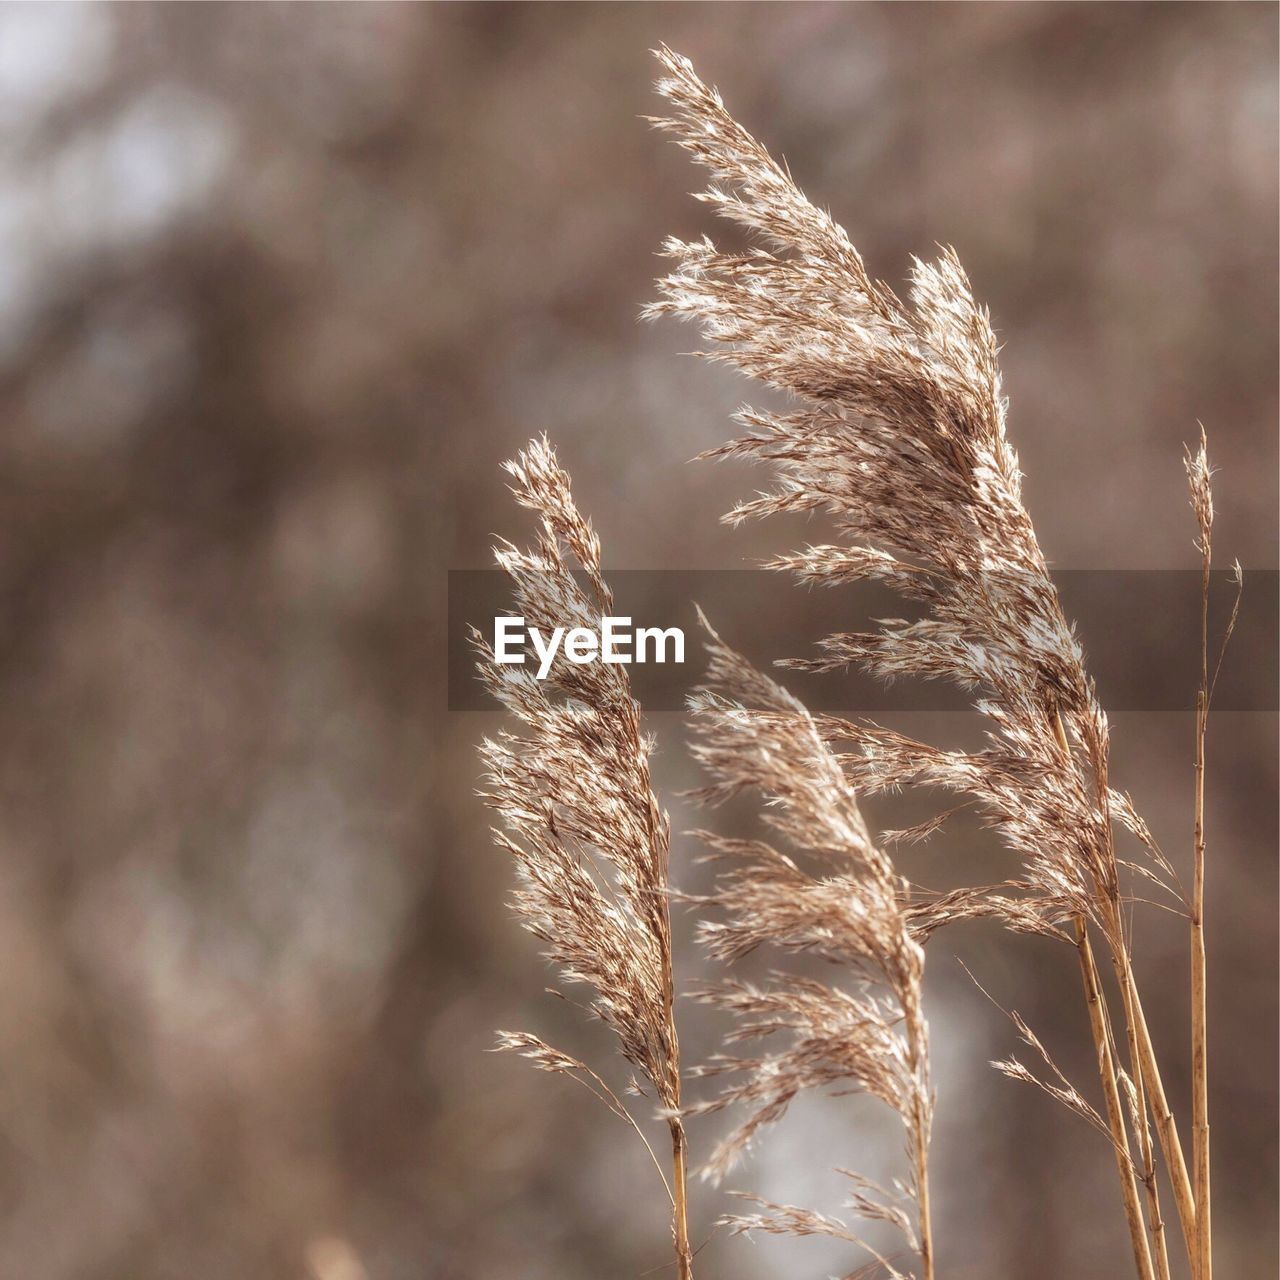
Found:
<box><xmin>0</xmin><ymin>5</ymin><xmax>1272</xmax><ymax>1279</ymax></box>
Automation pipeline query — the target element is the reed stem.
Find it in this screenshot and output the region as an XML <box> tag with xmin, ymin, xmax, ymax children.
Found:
<box><xmin>669</xmin><ymin>1115</ymin><xmax>693</xmax><ymax>1280</ymax></box>
<box><xmin>652</xmin><ymin>800</ymin><xmax>693</xmax><ymax>1280</ymax></box>
<box><xmin>1191</xmin><ymin>529</ymin><xmax>1212</xmax><ymax>1280</ymax></box>
<box><xmin>907</xmin><ymin>1010</ymin><xmax>936</xmax><ymax>1280</ymax></box>
<box><xmin>1117</xmin><ymin>973</ymin><xmax>1173</xmax><ymax>1280</ymax></box>
<box><xmin>1112</xmin><ymin>939</ymin><xmax>1197</xmax><ymax>1264</ymax></box>
<box><xmin>1075</xmin><ymin>915</ymin><xmax>1155</xmax><ymax>1280</ymax></box>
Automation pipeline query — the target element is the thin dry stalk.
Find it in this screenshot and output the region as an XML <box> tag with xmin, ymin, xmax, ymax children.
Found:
<box><xmin>1182</xmin><ymin>430</ymin><xmax>1213</xmax><ymax>1280</ymax></box>
<box><xmin>477</xmin><ymin>436</ymin><xmax>693</xmax><ymax>1279</ymax></box>
<box><xmin>1184</xmin><ymin>429</ymin><xmax>1240</xmax><ymax>1280</ymax></box>
<box><xmin>1075</xmin><ymin>915</ymin><xmax>1155</xmax><ymax>1280</ymax></box>
<box><xmin>687</xmin><ymin>618</ymin><xmax>935</xmax><ymax>1280</ymax></box>
<box><xmin>1057</xmin><ymin>713</ymin><xmax>1170</xmax><ymax>1280</ymax></box>
<box><xmin>647</xmin><ymin>45</ymin><xmax>1206</xmax><ymax>1272</ymax></box>
<box><xmin>1191</xmin><ymin>579</ymin><xmax>1210</xmax><ymax>1280</ymax></box>
<box><xmin>1120</xmin><ymin>949</ymin><xmax>1197</xmax><ymax>1263</ymax></box>
<box><xmin>1116</xmin><ymin>971</ymin><xmax>1173</xmax><ymax>1280</ymax></box>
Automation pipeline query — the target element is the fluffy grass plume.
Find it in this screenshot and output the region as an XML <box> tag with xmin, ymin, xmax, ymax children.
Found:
<box><xmin>687</xmin><ymin>615</ymin><xmax>936</xmax><ymax>1280</ymax></box>
<box><xmin>477</xmin><ymin>436</ymin><xmax>693</xmax><ymax>1279</ymax></box>
<box><xmin>649</xmin><ymin>45</ymin><xmax>1229</xmax><ymax>1279</ymax></box>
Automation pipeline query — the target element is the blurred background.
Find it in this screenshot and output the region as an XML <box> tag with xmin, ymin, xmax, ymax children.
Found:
<box><xmin>0</xmin><ymin>3</ymin><xmax>1275</xmax><ymax>1278</ymax></box>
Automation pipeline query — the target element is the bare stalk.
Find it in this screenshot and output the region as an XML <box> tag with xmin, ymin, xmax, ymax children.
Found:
<box><xmin>1112</xmin><ymin>936</ymin><xmax>1197</xmax><ymax>1264</ymax></box>
<box><xmin>1119</xmin><ymin>975</ymin><xmax>1173</xmax><ymax>1280</ymax></box>
<box><xmin>905</xmin><ymin>997</ymin><xmax>936</xmax><ymax>1280</ymax></box>
<box><xmin>1075</xmin><ymin>916</ymin><xmax>1155</xmax><ymax>1280</ymax></box>
<box><xmin>652</xmin><ymin>794</ymin><xmax>694</xmax><ymax>1280</ymax></box>
<box><xmin>669</xmin><ymin>1113</ymin><xmax>693</xmax><ymax>1280</ymax></box>
<box><xmin>1056</xmin><ymin>709</ymin><xmax>1171</xmax><ymax>1279</ymax></box>
<box><xmin>1187</xmin><ymin>433</ymin><xmax>1214</xmax><ymax>1280</ymax></box>
<box><xmin>1191</xmin><ymin>681</ymin><xmax>1209</xmax><ymax>1280</ymax></box>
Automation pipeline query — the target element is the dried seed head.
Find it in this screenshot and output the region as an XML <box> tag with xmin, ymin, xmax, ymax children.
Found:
<box><xmin>650</xmin><ymin>46</ymin><xmax>1178</xmax><ymax>943</ymax></box>
<box><xmin>478</xmin><ymin>436</ymin><xmax>680</xmax><ymax>1108</ymax></box>
<box><xmin>686</xmin><ymin>615</ymin><xmax>933</xmax><ymax>1273</ymax></box>
<box><xmin>1185</xmin><ymin>425</ymin><xmax>1215</xmax><ymax>553</ymax></box>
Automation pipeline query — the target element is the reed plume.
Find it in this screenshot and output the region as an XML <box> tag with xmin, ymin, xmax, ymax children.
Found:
<box><xmin>648</xmin><ymin>44</ymin><xmax>1220</xmax><ymax>1277</ymax></box>
<box><xmin>476</xmin><ymin>436</ymin><xmax>693</xmax><ymax>1279</ymax></box>
<box><xmin>685</xmin><ymin>616</ymin><xmax>936</xmax><ymax>1280</ymax></box>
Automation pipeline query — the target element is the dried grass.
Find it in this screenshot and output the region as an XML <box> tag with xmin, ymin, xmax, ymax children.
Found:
<box><xmin>477</xmin><ymin>436</ymin><xmax>693</xmax><ymax>1279</ymax></box>
<box><xmin>685</xmin><ymin>615</ymin><xmax>935</xmax><ymax>1279</ymax></box>
<box><xmin>648</xmin><ymin>44</ymin><xmax>1231</xmax><ymax>1280</ymax></box>
<box><xmin>477</xmin><ymin>48</ymin><xmax>1236</xmax><ymax>1280</ymax></box>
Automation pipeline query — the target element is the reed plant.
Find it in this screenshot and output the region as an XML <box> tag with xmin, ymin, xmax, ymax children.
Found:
<box><xmin>477</xmin><ymin>437</ymin><xmax>693</xmax><ymax>1279</ymax></box>
<box><xmin>686</xmin><ymin>615</ymin><xmax>935</xmax><ymax>1279</ymax></box>
<box><xmin>478</xmin><ymin>48</ymin><xmax>1237</xmax><ymax>1280</ymax></box>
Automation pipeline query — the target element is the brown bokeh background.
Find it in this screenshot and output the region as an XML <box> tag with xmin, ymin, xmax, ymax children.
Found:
<box><xmin>0</xmin><ymin>4</ymin><xmax>1275</xmax><ymax>1278</ymax></box>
